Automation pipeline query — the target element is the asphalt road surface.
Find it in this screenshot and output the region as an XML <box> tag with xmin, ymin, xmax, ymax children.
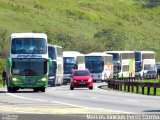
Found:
<box><xmin>0</xmin><ymin>82</ymin><xmax>160</xmax><ymax>120</ymax></box>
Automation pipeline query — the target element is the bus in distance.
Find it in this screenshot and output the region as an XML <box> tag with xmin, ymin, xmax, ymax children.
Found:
<box><xmin>6</xmin><ymin>33</ymin><xmax>51</xmax><ymax>92</ymax></box>
<box><xmin>85</xmin><ymin>52</ymin><xmax>113</xmax><ymax>82</ymax></box>
<box><xmin>134</xmin><ymin>51</ymin><xmax>156</xmax><ymax>78</ymax></box>
<box><xmin>48</xmin><ymin>44</ymin><xmax>63</xmax><ymax>86</ymax></box>
<box><xmin>104</xmin><ymin>51</ymin><xmax>135</xmax><ymax>78</ymax></box>
<box><xmin>63</xmin><ymin>51</ymin><xmax>85</xmax><ymax>84</ymax></box>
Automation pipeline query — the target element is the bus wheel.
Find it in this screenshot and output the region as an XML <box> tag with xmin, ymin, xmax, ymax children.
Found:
<box><xmin>7</xmin><ymin>87</ymin><xmax>12</xmax><ymax>93</ymax></box>
<box><xmin>41</xmin><ymin>87</ymin><xmax>45</xmax><ymax>92</ymax></box>
<box><xmin>12</xmin><ymin>87</ymin><xmax>17</xmax><ymax>93</ymax></box>
<box><xmin>70</xmin><ymin>86</ymin><xmax>74</xmax><ymax>90</ymax></box>
<box><xmin>7</xmin><ymin>87</ymin><xmax>17</xmax><ymax>93</ymax></box>
<box><xmin>33</xmin><ymin>88</ymin><xmax>39</xmax><ymax>92</ymax></box>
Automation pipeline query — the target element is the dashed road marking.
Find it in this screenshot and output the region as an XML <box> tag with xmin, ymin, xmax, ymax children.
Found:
<box><xmin>6</xmin><ymin>92</ymin><xmax>133</xmax><ymax>114</ymax></box>
<box><xmin>125</xmin><ymin>99</ymin><xmax>138</xmax><ymax>103</ymax></box>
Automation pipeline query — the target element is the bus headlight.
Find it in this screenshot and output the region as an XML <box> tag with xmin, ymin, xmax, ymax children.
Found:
<box><xmin>12</xmin><ymin>78</ymin><xmax>17</xmax><ymax>81</ymax></box>
<box><xmin>49</xmin><ymin>76</ymin><xmax>55</xmax><ymax>79</ymax></box>
<box><xmin>41</xmin><ymin>78</ymin><xmax>47</xmax><ymax>81</ymax></box>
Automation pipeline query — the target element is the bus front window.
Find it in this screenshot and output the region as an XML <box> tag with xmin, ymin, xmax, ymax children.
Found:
<box><xmin>135</xmin><ymin>62</ymin><xmax>142</xmax><ymax>72</ymax></box>
<box><xmin>108</xmin><ymin>53</ymin><xmax>119</xmax><ymax>61</ymax></box>
<box><xmin>63</xmin><ymin>57</ymin><xmax>76</xmax><ymax>74</ymax></box>
<box><xmin>85</xmin><ymin>56</ymin><xmax>103</xmax><ymax>73</ymax></box>
<box><xmin>11</xmin><ymin>38</ymin><xmax>47</xmax><ymax>54</ymax></box>
<box><xmin>144</xmin><ymin>64</ymin><xmax>151</xmax><ymax>70</ymax></box>
<box><xmin>48</xmin><ymin>46</ymin><xmax>56</xmax><ymax>60</ymax></box>
<box><xmin>113</xmin><ymin>63</ymin><xmax>121</xmax><ymax>74</ymax></box>
<box><xmin>135</xmin><ymin>52</ymin><xmax>141</xmax><ymax>61</ymax></box>
<box><xmin>12</xmin><ymin>59</ymin><xmax>47</xmax><ymax>76</ymax></box>
<box><xmin>49</xmin><ymin>61</ymin><xmax>56</xmax><ymax>76</ymax></box>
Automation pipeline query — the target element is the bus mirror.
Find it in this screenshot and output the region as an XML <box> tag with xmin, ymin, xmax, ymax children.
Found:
<box><xmin>48</xmin><ymin>58</ymin><xmax>52</xmax><ymax>67</ymax></box>
<box><xmin>7</xmin><ymin>57</ymin><xmax>12</xmax><ymax>67</ymax></box>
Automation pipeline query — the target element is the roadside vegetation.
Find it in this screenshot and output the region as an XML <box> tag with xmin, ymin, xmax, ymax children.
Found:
<box><xmin>138</xmin><ymin>79</ymin><xmax>160</xmax><ymax>83</ymax></box>
<box><xmin>0</xmin><ymin>0</ymin><xmax>160</xmax><ymax>60</ymax></box>
<box><xmin>0</xmin><ymin>58</ymin><xmax>6</xmax><ymax>87</ymax></box>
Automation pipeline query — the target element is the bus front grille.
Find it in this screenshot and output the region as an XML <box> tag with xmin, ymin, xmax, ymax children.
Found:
<box><xmin>24</xmin><ymin>79</ymin><xmax>35</xmax><ymax>83</ymax></box>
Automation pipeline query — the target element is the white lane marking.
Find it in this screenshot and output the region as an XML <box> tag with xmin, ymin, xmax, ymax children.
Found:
<box><xmin>68</xmin><ymin>93</ymin><xmax>74</xmax><ymax>96</ymax></box>
<box><xmin>7</xmin><ymin>93</ymin><xmax>47</xmax><ymax>102</ymax></box>
<box><xmin>125</xmin><ymin>100</ymin><xmax>138</xmax><ymax>103</ymax></box>
<box><xmin>7</xmin><ymin>93</ymin><xmax>134</xmax><ymax>114</ymax></box>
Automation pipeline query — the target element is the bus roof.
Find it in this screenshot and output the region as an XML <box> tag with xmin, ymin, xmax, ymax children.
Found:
<box><xmin>104</xmin><ymin>51</ymin><xmax>134</xmax><ymax>54</ymax></box>
<box><xmin>63</xmin><ymin>51</ymin><xmax>82</xmax><ymax>57</ymax></box>
<box><xmin>85</xmin><ymin>52</ymin><xmax>112</xmax><ymax>57</ymax></box>
<box><xmin>10</xmin><ymin>33</ymin><xmax>47</xmax><ymax>39</ymax></box>
<box><xmin>134</xmin><ymin>51</ymin><xmax>155</xmax><ymax>54</ymax></box>
<box><xmin>48</xmin><ymin>44</ymin><xmax>62</xmax><ymax>49</ymax></box>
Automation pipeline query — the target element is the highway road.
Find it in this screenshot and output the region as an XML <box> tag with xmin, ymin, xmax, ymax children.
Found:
<box><xmin>0</xmin><ymin>82</ymin><xmax>160</xmax><ymax>119</ymax></box>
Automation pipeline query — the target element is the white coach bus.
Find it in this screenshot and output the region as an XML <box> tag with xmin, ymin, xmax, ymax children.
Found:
<box><xmin>48</xmin><ymin>44</ymin><xmax>63</xmax><ymax>86</ymax></box>
<box><xmin>104</xmin><ymin>51</ymin><xmax>135</xmax><ymax>78</ymax></box>
<box><xmin>134</xmin><ymin>51</ymin><xmax>156</xmax><ymax>78</ymax></box>
<box><xmin>85</xmin><ymin>52</ymin><xmax>113</xmax><ymax>82</ymax></box>
<box><xmin>63</xmin><ymin>51</ymin><xmax>85</xmax><ymax>84</ymax></box>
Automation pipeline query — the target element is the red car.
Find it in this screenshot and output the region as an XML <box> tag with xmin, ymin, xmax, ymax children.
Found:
<box><xmin>70</xmin><ymin>69</ymin><xmax>93</xmax><ymax>90</ymax></box>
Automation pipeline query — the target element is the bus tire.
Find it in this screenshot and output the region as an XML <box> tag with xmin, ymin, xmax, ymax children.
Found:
<box><xmin>41</xmin><ymin>87</ymin><xmax>45</xmax><ymax>92</ymax></box>
<box><xmin>33</xmin><ymin>88</ymin><xmax>39</xmax><ymax>92</ymax></box>
<box><xmin>7</xmin><ymin>87</ymin><xmax>12</xmax><ymax>93</ymax></box>
<box><xmin>70</xmin><ymin>86</ymin><xmax>74</xmax><ymax>90</ymax></box>
<box><xmin>7</xmin><ymin>87</ymin><xmax>17</xmax><ymax>93</ymax></box>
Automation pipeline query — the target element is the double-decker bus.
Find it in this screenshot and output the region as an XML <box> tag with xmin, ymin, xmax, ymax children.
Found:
<box><xmin>134</xmin><ymin>51</ymin><xmax>156</xmax><ymax>78</ymax></box>
<box><xmin>48</xmin><ymin>44</ymin><xmax>63</xmax><ymax>86</ymax></box>
<box><xmin>6</xmin><ymin>33</ymin><xmax>51</xmax><ymax>92</ymax></box>
<box><xmin>85</xmin><ymin>52</ymin><xmax>113</xmax><ymax>82</ymax></box>
<box><xmin>63</xmin><ymin>51</ymin><xmax>85</xmax><ymax>84</ymax></box>
<box><xmin>104</xmin><ymin>51</ymin><xmax>135</xmax><ymax>78</ymax></box>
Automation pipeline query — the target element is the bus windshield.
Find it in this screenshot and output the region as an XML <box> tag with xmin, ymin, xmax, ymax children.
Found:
<box><xmin>144</xmin><ymin>64</ymin><xmax>151</xmax><ymax>70</ymax></box>
<box><xmin>11</xmin><ymin>38</ymin><xmax>47</xmax><ymax>54</ymax></box>
<box><xmin>108</xmin><ymin>53</ymin><xmax>119</xmax><ymax>61</ymax></box>
<box><xmin>12</xmin><ymin>58</ymin><xmax>47</xmax><ymax>76</ymax></box>
<box><xmin>135</xmin><ymin>62</ymin><xmax>142</xmax><ymax>72</ymax></box>
<box><xmin>63</xmin><ymin>57</ymin><xmax>76</xmax><ymax>74</ymax></box>
<box><xmin>135</xmin><ymin>52</ymin><xmax>141</xmax><ymax>61</ymax></box>
<box><xmin>85</xmin><ymin>56</ymin><xmax>103</xmax><ymax>73</ymax></box>
<box><xmin>48</xmin><ymin>46</ymin><xmax>56</xmax><ymax>60</ymax></box>
<box><xmin>113</xmin><ymin>62</ymin><xmax>121</xmax><ymax>74</ymax></box>
<box><xmin>49</xmin><ymin>61</ymin><xmax>56</xmax><ymax>76</ymax></box>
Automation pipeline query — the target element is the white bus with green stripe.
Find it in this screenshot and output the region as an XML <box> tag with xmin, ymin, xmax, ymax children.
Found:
<box><xmin>6</xmin><ymin>33</ymin><xmax>51</xmax><ymax>92</ymax></box>
<box><xmin>104</xmin><ymin>51</ymin><xmax>135</xmax><ymax>78</ymax></box>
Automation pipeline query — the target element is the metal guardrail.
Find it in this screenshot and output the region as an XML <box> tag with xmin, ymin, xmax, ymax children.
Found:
<box><xmin>108</xmin><ymin>75</ymin><xmax>160</xmax><ymax>96</ymax></box>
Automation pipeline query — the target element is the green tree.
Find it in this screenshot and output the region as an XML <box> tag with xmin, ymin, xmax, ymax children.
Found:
<box><xmin>0</xmin><ymin>29</ymin><xmax>8</xmax><ymax>56</ymax></box>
